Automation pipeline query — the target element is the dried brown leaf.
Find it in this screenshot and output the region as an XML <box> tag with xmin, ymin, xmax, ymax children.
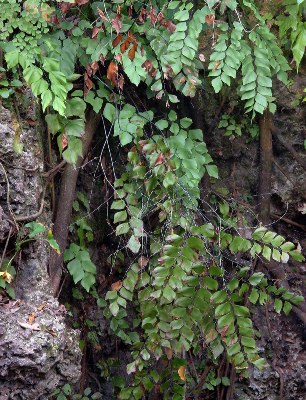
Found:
<box><xmin>111</xmin><ymin>15</ymin><xmax>122</xmax><ymax>35</ymax></box>
<box><xmin>111</xmin><ymin>280</ymin><xmax>122</xmax><ymax>291</ymax></box>
<box><xmin>97</xmin><ymin>7</ymin><xmax>109</xmax><ymax>21</ymax></box>
<box><xmin>112</xmin><ymin>34</ymin><xmax>123</xmax><ymax>48</ymax></box>
<box><xmin>128</xmin><ymin>43</ymin><xmax>138</xmax><ymax>61</ymax></box>
<box><xmin>92</xmin><ymin>26</ymin><xmax>100</xmax><ymax>39</ymax></box>
<box><xmin>28</xmin><ymin>312</ymin><xmax>37</xmax><ymax>324</ymax></box>
<box><xmin>107</xmin><ymin>61</ymin><xmax>118</xmax><ymax>85</ymax></box>
<box><xmin>37</xmin><ymin>303</ymin><xmax>47</xmax><ymax>311</ymax></box>
<box><xmin>178</xmin><ymin>366</ymin><xmax>186</xmax><ymax>381</ymax></box>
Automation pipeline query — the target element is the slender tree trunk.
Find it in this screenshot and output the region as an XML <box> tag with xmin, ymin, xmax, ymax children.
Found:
<box><xmin>258</xmin><ymin>110</ymin><xmax>273</xmax><ymax>225</ymax></box>
<box><xmin>49</xmin><ymin>110</ymin><xmax>100</xmax><ymax>296</ymax></box>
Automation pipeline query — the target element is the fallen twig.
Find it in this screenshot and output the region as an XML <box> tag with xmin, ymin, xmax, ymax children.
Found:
<box><xmin>271</xmin><ymin>213</ymin><xmax>306</xmax><ymax>232</ymax></box>
<box><xmin>272</xmin><ymin>126</ymin><xmax>306</xmax><ymax>172</ymax></box>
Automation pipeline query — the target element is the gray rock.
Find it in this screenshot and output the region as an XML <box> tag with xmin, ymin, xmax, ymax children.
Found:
<box><xmin>0</xmin><ymin>103</ymin><xmax>81</xmax><ymax>399</ymax></box>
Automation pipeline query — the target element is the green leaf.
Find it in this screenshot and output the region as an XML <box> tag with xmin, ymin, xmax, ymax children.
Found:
<box><xmin>249</xmin><ymin>272</ymin><xmax>264</xmax><ymax>286</ymax></box>
<box><xmin>67</xmin><ymin>259</ymin><xmax>84</xmax><ymax>284</ymax></box>
<box><xmin>241</xmin><ymin>336</ymin><xmax>256</xmax><ymax>348</ymax></box>
<box><xmin>262</xmin><ymin>245</ymin><xmax>271</xmax><ymax>261</ymax></box>
<box><xmin>47</xmin><ymin>238</ymin><xmax>61</xmax><ymax>255</ymax></box>
<box><xmin>252</xmin><ymin>227</ymin><xmax>267</xmax><ymax>240</ymax></box>
<box><xmin>25</xmin><ymin>222</ymin><xmax>46</xmax><ymax>238</ymax></box>
<box><xmin>206</xmin><ymin>164</ymin><xmax>218</xmax><ymax>178</ymax></box>
<box><xmin>53</xmin><ymin>96</ymin><xmax>66</xmax><ymax>116</ymax></box>
<box><xmin>127</xmin><ymin>235</ymin><xmax>141</xmax><ymax>253</ymax></box>
<box><xmin>65</xmin><ymin>119</ymin><xmax>84</xmax><ymax>137</ymax></box>
<box><xmin>163</xmin><ymin>286</ymin><xmax>176</xmax><ymax>302</ymax></box>
<box><xmin>155</xmin><ymin>119</ymin><xmax>168</xmax><ymax>130</ymax></box>
<box><xmin>289</xmin><ymin>250</ymin><xmax>305</xmax><ymax>262</ymax></box>
<box><xmin>283</xmin><ymin>301</ymin><xmax>292</xmax><ymax>316</ymax></box>
<box><xmin>109</xmin><ymin>301</ymin><xmax>120</xmax><ymax>317</ymax></box>
<box><xmin>41</xmin><ymin>90</ymin><xmax>53</xmax><ymax>112</ymax></box>
<box><xmin>249</xmin><ymin>288</ymin><xmax>259</xmax><ymax>304</ymax></box>
<box><xmin>292</xmin><ymin>30</ymin><xmax>306</xmax><ymax>71</ymax></box>
<box><xmin>66</xmin><ymin>98</ymin><xmax>86</xmax><ymax>117</ymax></box>
<box><xmin>163</xmin><ymin>171</ymin><xmax>177</xmax><ymax>188</ymax></box>
<box><xmin>186</xmin><ymin>236</ymin><xmax>204</xmax><ymax>250</ymax></box>
<box><xmin>63</xmin><ymin>137</ymin><xmax>82</xmax><ymax>164</ymax></box>
<box><xmin>103</xmin><ymin>103</ymin><xmax>116</xmax><ymax>122</ymax></box>
<box><xmin>45</xmin><ymin>114</ymin><xmax>62</xmax><ymax>135</ymax></box>
<box><xmin>280</xmin><ymin>242</ymin><xmax>295</xmax><ymax>252</ymax></box>
<box><xmin>116</xmin><ymin>223</ymin><xmax>129</xmax><ymax>235</ymax></box>
<box><xmin>253</xmin><ymin>358</ymin><xmax>268</xmax><ymax>369</ymax></box>
<box><xmin>114</xmin><ymin>211</ymin><xmax>127</xmax><ymax>224</ymax></box>
<box><xmin>203</xmin><ymin>276</ymin><xmax>218</xmax><ymax>291</ymax></box>
<box><xmin>211</xmin><ymin>77</ymin><xmax>223</xmax><ymax>93</ymax></box>
<box><xmin>274</xmin><ymin>298</ymin><xmax>283</xmax><ymax>313</ymax></box>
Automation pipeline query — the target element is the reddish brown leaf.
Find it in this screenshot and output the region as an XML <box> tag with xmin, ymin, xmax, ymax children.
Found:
<box><xmin>28</xmin><ymin>312</ymin><xmax>37</xmax><ymax>325</ymax></box>
<box><xmin>37</xmin><ymin>303</ymin><xmax>47</xmax><ymax>311</ymax></box>
<box><xmin>138</xmin><ymin>256</ymin><xmax>149</xmax><ymax>268</ymax></box>
<box><xmin>62</xmin><ymin>133</ymin><xmax>68</xmax><ymax>150</ymax></box>
<box><xmin>50</xmin><ymin>14</ymin><xmax>60</xmax><ymax>26</ymax></box>
<box><xmin>111</xmin><ymin>280</ymin><xmax>122</xmax><ymax>291</ymax></box>
<box><xmin>127</xmin><ymin>31</ymin><xmax>135</xmax><ymax>42</ymax></box>
<box><xmin>160</xmin><ymin>20</ymin><xmax>176</xmax><ymax>33</ymax></box>
<box><xmin>128</xmin><ymin>5</ymin><xmax>133</xmax><ymax>18</ymax></box>
<box><xmin>91</xmin><ymin>61</ymin><xmax>99</xmax><ymax>75</ymax></box>
<box><xmin>112</xmin><ymin>34</ymin><xmax>122</xmax><ymax>48</ymax></box>
<box><xmin>115</xmin><ymin>53</ymin><xmax>122</xmax><ymax>63</ymax></box>
<box><xmin>111</xmin><ymin>15</ymin><xmax>122</xmax><ymax>35</ymax></box>
<box><xmin>142</xmin><ymin>60</ymin><xmax>157</xmax><ymax>78</ymax></box>
<box><xmin>138</xmin><ymin>7</ymin><xmax>147</xmax><ymax>24</ymax></box>
<box><xmin>213</xmin><ymin>60</ymin><xmax>221</xmax><ymax>71</ymax></box>
<box><xmin>92</xmin><ymin>26</ymin><xmax>100</xmax><ymax>39</ymax></box>
<box><xmin>107</xmin><ymin>61</ymin><xmax>118</xmax><ymax>85</ymax></box>
<box><xmin>148</xmin><ymin>6</ymin><xmax>157</xmax><ymax>25</ymax></box>
<box><xmin>60</xmin><ymin>2</ymin><xmax>75</xmax><ymax>14</ymax></box>
<box><xmin>26</xmin><ymin>118</ymin><xmax>37</xmax><ymax>126</ymax></box>
<box><xmin>117</xmin><ymin>74</ymin><xmax>125</xmax><ymax>90</ymax></box>
<box><xmin>43</xmin><ymin>327</ymin><xmax>57</xmax><ymax>336</ymax></box>
<box><xmin>86</xmin><ymin>64</ymin><xmax>92</xmax><ymax>77</ymax></box>
<box><xmin>142</xmin><ymin>60</ymin><xmax>150</xmax><ymax>70</ymax></box>
<box><xmin>128</xmin><ymin>43</ymin><xmax>138</xmax><ymax>61</ymax></box>
<box><xmin>97</xmin><ymin>7</ymin><xmax>109</xmax><ymax>21</ymax></box>
<box><xmin>120</xmin><ymin>40</ymin><xmax>130</xmax><ymax>54</ymax></box>
<box><xmin>221</xmin><ymin>325</ymin><xmax>229</xmax><ymax>337</ymax></box>
<box><xmin>155</xmin><ymin>153</ymin><xmax>164</xmax><ymax>166</ymax></box>
<box><xmin>156</xmin><ymin>12</ymin><xmax>164</xmax><ymax>24</ymax></box>
<box><xmin>76</xmin><ymin>0</ymin><xmax>89</xmax><ymax>5</ymax></box>
<box><xmin>84</xmin><ymin>71</ymin><xmax>93</xmax><ymax>96</ymax></box>
<box><xmin>164</xmin><ymin>347</ymin><xmax>173</xmax><ymax>360</ymax></box>
<box><xmin>205</xmin><ymin>14</ymin><xmax>215</xmax><ymax>25</ymax></box>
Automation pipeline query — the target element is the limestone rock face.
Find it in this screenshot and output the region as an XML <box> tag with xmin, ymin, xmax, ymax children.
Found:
<box><xmin>0</xmin><ymin>295</ymin><xmax>81</xmax><ymax>400</ymax></box>
<box><xmin>0</xmin><ymin>103</ymin><xmax>81</xmax><ymax>399</ymax></box>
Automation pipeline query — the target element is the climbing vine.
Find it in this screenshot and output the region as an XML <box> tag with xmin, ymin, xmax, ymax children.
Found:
<box><xmin>1</xmin><ymin>0</ymin><xmax>305</xmax><ymax>398</ymax></box>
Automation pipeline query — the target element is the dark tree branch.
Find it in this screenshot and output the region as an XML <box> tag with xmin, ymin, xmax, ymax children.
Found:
<box><xmin>258</xmin><ymin>110</ymin><xmax>273</xmax><ymax>225</ymax></box>
<box><xmin>48</xmin><ymin>110</ymin><xmax>100</xmax><ymax>296</ymax></box>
